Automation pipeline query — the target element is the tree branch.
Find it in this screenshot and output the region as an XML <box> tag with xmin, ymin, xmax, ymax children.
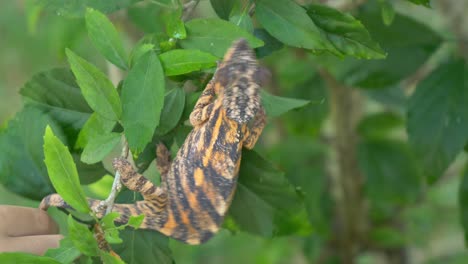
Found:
<box><xmin>436</xmin><ymin>0</ymin><xmax>468</xmax><ymax>61</ymax></box>
<box><xmin>320</xmin><ymin>69</ymin><xmax>368</xmax><ymax>264</ymax></box>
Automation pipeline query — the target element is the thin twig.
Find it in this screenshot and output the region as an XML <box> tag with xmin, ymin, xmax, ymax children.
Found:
<box><xmin>99</xmin><ymin>62</ymin><xmax>127</xmax><ymax>215</ymax></box>
<box><xmin>182</xmin><ymin>0</ymin><xmax>201</xmax><ymax>22</ymax></box>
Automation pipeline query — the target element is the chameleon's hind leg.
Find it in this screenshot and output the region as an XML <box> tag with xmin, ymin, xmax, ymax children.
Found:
<box><xmin>190</xmin><ymin>79</ymin><xmax>216</xmax><ymax>127</ymax></box>
<box><xmin>243</xmin><ymin>107</ymin><xmax>267</xmax><ymax>149</ymax></box>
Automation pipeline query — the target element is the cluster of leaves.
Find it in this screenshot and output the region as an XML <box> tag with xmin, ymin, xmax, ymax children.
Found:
<box><xmin>4</xmin><ymin>0</ymin><xmax>468</xmax><ymax>263</ymax></box>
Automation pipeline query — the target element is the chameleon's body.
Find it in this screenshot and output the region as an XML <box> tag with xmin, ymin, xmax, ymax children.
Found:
<box><xmin>40</xmin><ymin>39</ymin><xmax>267</xmax><ymax>244</ymax></box>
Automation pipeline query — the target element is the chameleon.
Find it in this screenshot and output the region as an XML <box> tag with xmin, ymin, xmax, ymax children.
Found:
<box><xmin>40</xmin><ymin>39</ymin><xmax>267</xmax><ymax>245</ymax></box>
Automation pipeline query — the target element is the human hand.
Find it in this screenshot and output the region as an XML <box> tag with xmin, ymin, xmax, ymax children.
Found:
<box><xmin>0</xmin><ymin>205</ymin><xmax>62</xmax><ymax>255</ymax></box>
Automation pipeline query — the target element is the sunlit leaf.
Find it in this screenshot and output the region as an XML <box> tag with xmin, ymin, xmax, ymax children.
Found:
<box><xmin>0</xmin><ymin>253</ymin><xmax>61</xmax><ymax>264</ymax></box>
<box><xmin>122</xmin><ymin>51</ymin><xmax>165</xmax><ymax>153</ymax></box>
<box><xmin>75</xmin><ymin>112</ymin><xmax>116</xmax><ymax>150</ymax></box>
<box><xmin>127</xmin><ymin>214</ymin><xmax>145</xmax><ymax>229</ymax></box>
<box><xmin>66</xmin><ymin>49</ymin><xmax>122</xmax><ymax>120</ymax></box>
<box><xmin>159</xmin><ymin>49</ymin><xmax>217</xmax><ymax>76</ymax></box>
<box><xmin>85</xmin><ymin>8</ymin><xmax>128</xmax><ymax>69</ymax></box>
<box><xmin>44</xmin><ymin>126</ymin><xmax>90</xmax><ymax>213</ymax></box>
<box><xmin>81</xmin><ymin>132</ymin><xmax>121</xmax><ymax>164</ymax></box>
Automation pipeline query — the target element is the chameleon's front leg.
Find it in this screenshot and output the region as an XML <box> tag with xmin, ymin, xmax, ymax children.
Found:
<box><xmin>243</xmin><ymin>107</ymin><xmax>267</xmax><ymax>149</ymax></box>
<box><xmin>190</xmin><ymin>79</ymin><xmax>216</xmax><ymax>127</ymax></box>
<box><xmin>112</xmin><ymin>158</ymin><xmax>166</xmax><ymax>201</ymax></box>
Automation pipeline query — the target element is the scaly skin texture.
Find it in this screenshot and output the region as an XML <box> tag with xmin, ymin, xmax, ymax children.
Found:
<box><xmin>40</xmin><ymin>39</ymin><xmax>267</xmax><ymax>244</ymax></box>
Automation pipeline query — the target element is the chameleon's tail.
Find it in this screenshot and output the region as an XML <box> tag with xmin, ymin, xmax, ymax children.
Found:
<box><xmin>40</xmin><ymin>193</ymin><xmax>107</xmax><ymax>218</ymax></box>
<box><xmin>39</xmin><ymin>193</ymin><xmax>163</xmax><ymax>228</ymax></box>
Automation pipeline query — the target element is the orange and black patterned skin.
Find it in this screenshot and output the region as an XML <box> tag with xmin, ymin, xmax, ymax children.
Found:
<box><xmin>40</xmin><ymin>39</ymin><xmax>267</xmax><ymax>244</ymax></box>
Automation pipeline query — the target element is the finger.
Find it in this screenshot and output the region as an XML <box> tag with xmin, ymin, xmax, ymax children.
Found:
<box><xmin>0</xmin><ymin>234</ymin><xmax>63</xmax><ymax>255</ymax></box>
<box><xmin>0</xmin><ymin>205</ymin><xmax>59</xmax><ymax>237</ymax></box>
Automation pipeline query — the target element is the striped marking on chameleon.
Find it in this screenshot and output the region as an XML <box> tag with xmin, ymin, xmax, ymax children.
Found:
<box><xmin>194</xmin><ymin>167</ymin><xmax>204</xmax><ymax>186</ymax></box>
<box><xmin>160</xmin><ymin>208</ymin><xmax>177</xmax><ymax>235</ymax></box>
<box><xmin>201</xmin><ymin>178</ymin><xmax>228</xmax><ymax>216</ymax></box>
<box><xmin>211</xmin><ymin>151</ymin><xmax>236</xmax><ymax>179</ymax></box>
<box><xmin>202</xmin><ymin>102</ymin><xmax>224</xmax><ymax>167</ymax></box>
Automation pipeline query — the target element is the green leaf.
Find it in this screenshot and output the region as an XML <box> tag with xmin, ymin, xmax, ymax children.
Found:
<box><xmin>229</xmin><ymin>150</ymin><xmax>311</xmax><ymax>237</ymax></box>
<box><xmin>127</xmin><ymin>214</ymin><xmax>145</xmax><ymax>229</ymax></box>
<box><xmin>230</xmin><ymin>13</ymin><xmax>254</xmax><ymax>33</ymax></box>
<box><xmin>261</xmin><ymin>90</ymin><xmax>310</xmax><ymax>118</ymax></box>
<box><xmin>101</xmin><ymin>211</ymin><xmax>121</xmax><ymax>228</ymax></box>
<box><xmin>100</xmin><ymin>212</ymin><xmax>124</xmax><ymax>244</ymax></box>
<box><xmin>122</xmin><ymin>51</ymin><xmax>165</xmax><ymax>153</ymax></box>
<box><xmin>127</xmin><ymin>3</ymin><xmax>164</xmax><ymax>34</ymax></box>
<box><xmin>75</xmin><ymin>112</ymin><xmax>117</xmax><ymax>149</ymax></box>
<box><xmin>81</xmin><ymin>132</ymin><xmax>121</xmax><ymax>164</ymax></box>
<box><xmin>255</xmin><ymin>0</ymin><xmax>330</xmax><ymax>51</ymax></box>
<box><xmin>406</xmin><ymin>0</ymin><xmax>430</xmax><ymax>7</ymax></box>
<box><xmin>459</xmin><ymin>162</ymin><xmax>468</xmax><ymax>244</ymax></box>
<box><xmin>179</xmin><ymin>18</ymin><xmax>264</xmax><ymax>57</ymax></box>
<box><xmin>357</xmin><ymin>112</ymin><xmax>403</xmax><ymax>139</ymax></box>
<box><xmin>0</xmin><ymin>107</ymin><xmax>59</xmax><ymax>200</ymax></box>
<box><xmin>0</xmin><ymin>253</ymin><xmax>61</xmax><ymax>264</ymax></box>
<box><xmin>68</xmin><ymin>215</ymin><xmax>100</xmax><ymax>256</ymax></box>
<box><xmin>159</xmin><ymin>49</ymin><xmax>218</xmax><ymax>76</ymax></box>
<box><xmin>253</xmin><ymin>29</ymin><xmax>284</xmax><ymax>58</ymax></box>
<box><xmin>85</xmin><ymin>8</ymin><xmax>128</xmax><ymax>70</ymax></box>
<box><xmin>156</xmin><ymin>88</ymin><xmax>185</xmax><ymax>135</ymax></box>
<box><xmin>130</xmin><ymin>43</ymin><xmax>155</xmax><ymax>68</ymax></box>
<box><xmin>338</xmin><ymin>9</ymin><xmax>442</xmax><ymax>89</ymax></box>
<box><xmin>20</xmin><ymin>68</ymin><xmax>93</xmax><ymax>133</ymax></box>
<box><xmin>358</xmin><ymin>139</ymin><xmax>422</xmax><ymax>207</ymax></box>
<box><xmin>210</xmin><ymin>0</ymin><xmax>236</xmax><ymax>20</ymax></box>
<box><xmin>44</xmin><ymin>126</ymin><xmax>90</xmax><ymax>213</ymax></box>
<box><xmin>306</xmin><ymin>4</ymin><xmax>386</xmax><ymax>59</ymax></box>
<box><xmin>39</xmin><ymin>0</ymin><xmax>142</xmax><ymax>17</ymax></box>
<box><xmin>45</xmin><ymin>237</ymin><xmax>81</xmax><ymax>264</ymax></box>
<box><xmin>164</xmin><ymin>7</ymin><xmax>186</xmax><ymax>39</ymax></box>
<box><xmin>379</xmin><ymin>0</ymin><xmax>395</xmax><ymax>26</ymax></box>
<box><xmin>66</xmin><ymin>49</ymin><xmax>122</xmax><ymax>120</ymax></box>
<box><xmin>114</xmin><ymin>229</ymin><xmax>173</xmax><ymax>264</ymax></box>
<box><xmin>407</xmin><ymin>60</ymin><xmax>468</xmax><ymax>183</ymax></box>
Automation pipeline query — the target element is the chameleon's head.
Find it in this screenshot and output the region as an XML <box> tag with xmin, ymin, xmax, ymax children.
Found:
<box><xmin>215</xmin><ymin>39</ymin><xmax>268</xmax><ymax>124</ymax></box>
